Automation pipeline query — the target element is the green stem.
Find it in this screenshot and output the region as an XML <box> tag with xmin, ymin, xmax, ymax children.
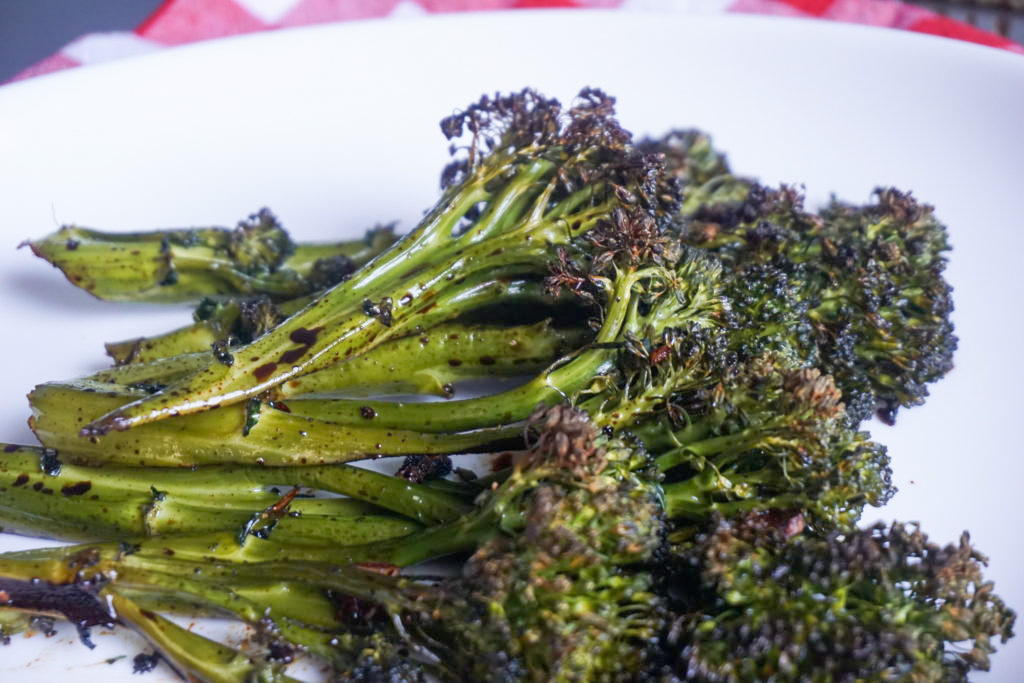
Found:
<box><xmin>80</xmin><ymin>161</ymin><xmax>616</xmax><ymax>435</ymax></box>
<box><xmin>286</xmin><ymin>346</ymin><xmax>613</xmax><ymax>433</ymax></box>
<box><xmin>0</xmin><ymin>444</ymin><xmax>469</xmax><ymax>535</ymax></box>
<box><xmin>104</xmin><ymin>294</ymin><xmax>311</xmax><ymax>365</ymax></box>
<box><xmin>281</xmin><ymin>320</ymin><xmax>589</xmax><ymax>399</ymax></box>
<box><xmin>266</xmin><ymin>269</ymin><xmax>643</xmax><ymax>434</ymax></box>
<box><xmin>29</xmin><ymin>381</ymin><xmax>519</xmax><ymax>467</ymax></box>
<box><xmin>655</xmin><ymin>426</ymin><xmax>774</xmax><ymax>472</ymax></box>
<box><xmin>96</xmin><ymin>321</ymin><xmax>590</xmax><ymax>401</ymax></box>
<box><xmin>108</xmin><ymin>591</ymin><xmax>300</xmax><ymax>683</ymax></box>
<box><xmin>27</xmin><ymin>218</ymin><xmax>397</xmax><ymax>304</ymax></box>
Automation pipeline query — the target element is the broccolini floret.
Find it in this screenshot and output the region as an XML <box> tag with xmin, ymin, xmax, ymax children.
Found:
<box><xmin>657</xmin><ymin>516</ymin><xmax>1016</xmax><ymax>681</ymax></box>
<box><xmin>646</xmin><ymin>130</ymin><xmax>956</xmax><ymax>424</ymax></box>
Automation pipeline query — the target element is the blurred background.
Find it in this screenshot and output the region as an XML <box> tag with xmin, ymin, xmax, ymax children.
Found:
<box><xmin>0</xmin><ymin>1</ymin><xmax>164</xmax><ymax>82</ymax></box>
<box><xmin>2</xmin><ymin>0</ymin><xmax>1024</xmax><ymax>83</ymax></box>
<box><xmin>1</xmin><ymin>0</ymin><xmax>1021</xmax><ymax>84</ymax></box>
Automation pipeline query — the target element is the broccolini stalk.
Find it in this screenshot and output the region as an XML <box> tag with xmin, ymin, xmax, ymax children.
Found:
<box><xmin>0</xmin><ymin>541</ymin><xmax>429</xmax><ymax>679</ymax></box>
<box><xmin>81</xmin><ymin>88</ymin><xmax>679</xmax><ymax>436</ymax></box>
<box><xmin>658</xmin><ymin>516</ymin><xmax>1016</xmax><ymax>681</ymax></box>
<box><xmin>103</xmin><ymin>266</ymin><xmax>569</xmax><ymax>367</ymax></box>
<box><xmin>281</xmin><ymin>320</ymin><xmax>590</xmax><ymax>399</ymax></box>
<box><xmin>250</xmin><ymin>253</ymin><xmax>723</xmax><ymax>435</ymax></box>
<box><xmin>29</xmin><ymin>380</ymin><xmax>518</xmax><ymax>466</ymax></box>
<box><xmin>0</xmin><ymin>406</ymin><xmax>665</xmax><ymax>681</ymax></box>
<box><xmin>0</xmin><ymin>444</ymin><xmax>489</xmax><ymax>545</ymax></box>
<box><xmin>94</xmin><ymin>321</ymin><xmax>590</xmax><ymax>401</ymax></box>
<box><xmin>26</xmin><ymin>211</ymin><xmax>397</xmax><ymax>303</ymax></box>
<box><xmin>37</xmin><ymin>250</ymin><xmax>712</xmax><ymax>468</ymax></box>
<box><xmin>105</xmin><ymin>592</ymin><xmax>301</xmax><ymax>683</ymax></box>
<box><xmin>0</xmin><ymin>444</ymin><xmax>467</xmax><ymax>530</ymax></box>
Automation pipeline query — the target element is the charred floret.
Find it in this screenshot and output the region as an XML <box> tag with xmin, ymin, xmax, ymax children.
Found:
<box><xmin>658</xmin><ymin>517</ymin><xmax>1015</xmax><ymax>682</ymax></box>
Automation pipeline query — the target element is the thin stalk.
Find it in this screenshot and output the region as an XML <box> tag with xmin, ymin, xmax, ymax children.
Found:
<box><xmin>267</xmin><ymin>268</ymin><xmax>643</xmax><ymax>433</ymax></box>
<box><xmin>0</xmin><ymin>444</ymin><xmax>470</xmax><ymax>530</ymax></box>
<box><xmin>280</xmin><ymin>320</ymin><xmax>590</xmax><ymax>399</ymax></box>
<box><xmin>105</xmin><ymin>294</ymin><xmax>311</xmax><ymax>365</ymax></box>
<box><xmin>29</xmin><ymin>381</ymin><xmax>520</xmax><ymax>467</ymax></box>
<box><xmin>81</xmin><ymin>161</ymin><xmax>618</xmax><ymax>435</ymax></box>
<box><xmin>107</xmin><ymin>591</ymin><xmax>300</xmax><ymax>683</ymax></box>
<box><xmin>94</xmin><ymin>321</ymin><xmax>590</xmax><ymax>401</ymax></box>
<box><xmin>26</xmin><ymin>218</ymin><xmax>397</xmax><ymax>303</ymax></box>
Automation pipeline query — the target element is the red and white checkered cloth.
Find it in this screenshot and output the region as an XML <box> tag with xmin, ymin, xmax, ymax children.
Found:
<box><xmin>10</xmin><ymin>0</ymin><xmax>1023</xmax><ymax>83</ymax></box>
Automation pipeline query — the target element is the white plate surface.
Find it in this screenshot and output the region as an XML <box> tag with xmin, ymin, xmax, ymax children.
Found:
<box><xmin>1</xmin><ymin>10</ymin><xmax>1023</xmax><ymax>681</ymax></box>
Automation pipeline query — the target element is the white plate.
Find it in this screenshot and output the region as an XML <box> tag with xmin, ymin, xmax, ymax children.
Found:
<box><xmin>1</xmin><ymin>10</ymin><xmax>1022</xmax><ymax>681</ymax></box>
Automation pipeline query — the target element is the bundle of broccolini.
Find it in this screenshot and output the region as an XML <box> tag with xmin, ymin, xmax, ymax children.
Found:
<box><xmin>0</xmin><ymin>88</ymin><xmax>1012</xmax><ymax>682</ymax></box>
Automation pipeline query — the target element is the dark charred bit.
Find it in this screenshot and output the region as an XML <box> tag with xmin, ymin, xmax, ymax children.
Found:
<box><xmin>396</xmin><ymin>454</ymin><xmax>453</xmax><ymax>483</ymax></box>
<box><xmin>132</xmin><ymin>651</ymin><xmax>162</xmax><ymax>674</ymax></box>
<box><xmin>211</xmin><ymin>339</ymin><xmax>234</xmax><ymax>366</ymax></box>
<box><xmin>876</xmin><ymin>401</ymin><xmax>898</xmax><ymax>426</ymax></box>
<box><xmin>278</xmin><ymin>347</ymin><xmax>306</xmax><ymax>365</ymax></box>
<box><xmin>29</xmin><ymin>616</ymin><xmax>57</xmax><ymax>637</ymax></box>
<box><xmin>545</xmin><ymin>247</ymin><xmax>598</xmax><ymax>305</ymax></box>
<box><xmin>440</xmin><ymin>158</ymin><xmax>470</xmax><ymax>189</ymax></box>
<box><xmin>266</xmin><ymin>641</ymin><xmax>296</xmax><ymax>664</ymax></box>
<box><xmin>362</xmin><ymin>297</ymin><xmax>394</xmax><ymax>327</ymax></box>
<box><xmin>586</xmin><ymin>205</ymin><xmax>669</xmax><ymax>273</ymax></box>
<box><xmin>289</xmin><ymin>326</ymin><xmax>322</xmax><ymax>346</ymax></box>
<box><xmin>158</xmin><ymin>268</ymin><xmax>179</xmax><ymax>287</ymax></box>
<box><xmin>4</xmin><ymin>444</ymin><xmax>19</xmax><ymax>453</ymax></box>
<box><xmin>331</xmin><ymin>593</ymin><xmax>386</xmax><ymax>628</ymax></box>
<box><xmin>278</xmin><ymin>327</ymin><xmax>325</xmax><ymax>366</ymax></box>
<box><xmin>746</xmin><ymin>509</ymin><xmax>806</xmax><ymax>539</ymax></box>
<box><xmin>118</xmin><ymin>542</ymin><xmax>141</xmax><ymax>557</ymax></box>
<box><xmin>61</xmin><ymin>481</ymin><xmax>92</xmax><ymax>497</ymax></box>
<box><xmin>307</xmin><ymin>254</ymin><xmax>356</xmax><ymax>291</ymax></box>
<box><xmin>39</xmin><ymin>449</ymin><xmax>62</xmax><ymax>476</ymax></box>
<box><xmin>490</xmin><ymin>451</ymin><xmax>515</xmax><ymax>472</ymax></box>
<box><xmin>454</xmin><ymin>467</ymin><xmax>478</xmax><ymax>482</ymax></box>
<box><xmin>441</xmin><ymin>383</ymin><xmax>456</xmax><ymax>398</ymax></box>
<box><xmin>12</xmin><ymin>474</ymin><xmax>29</xmax><ymax>487</ymax></box>
<box><xmin>359</xmin><ymin>406</ymin><xmax>377</xmax><ymax>420</ymax></box>
<box><xmin>253</xmin><ymin>362</ymin><xmax>278</xmax><ymax>382</ymax></box>
<box><xmin>127</xmin><ymin>381</ymin><xmax>165</xmax><ymax>395</ymax></box>
<box><xmin>65</xmin><ymin>239</ymin><xmax>80</xmax><ymax>251</ymax></box>
<box><xmin>448</xmin><ymin>359</ymin><xmax>463</xmax><ymax>367</ymax></box>
<box><xmin>479</xmin><ymin>355</ymin><xmax>496</xmax><ymax>366</ymax></box>
<box><xmin>0</xmin><ymin>577</ymin><xmax>114</xmax><ymax>649</ymax></box>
